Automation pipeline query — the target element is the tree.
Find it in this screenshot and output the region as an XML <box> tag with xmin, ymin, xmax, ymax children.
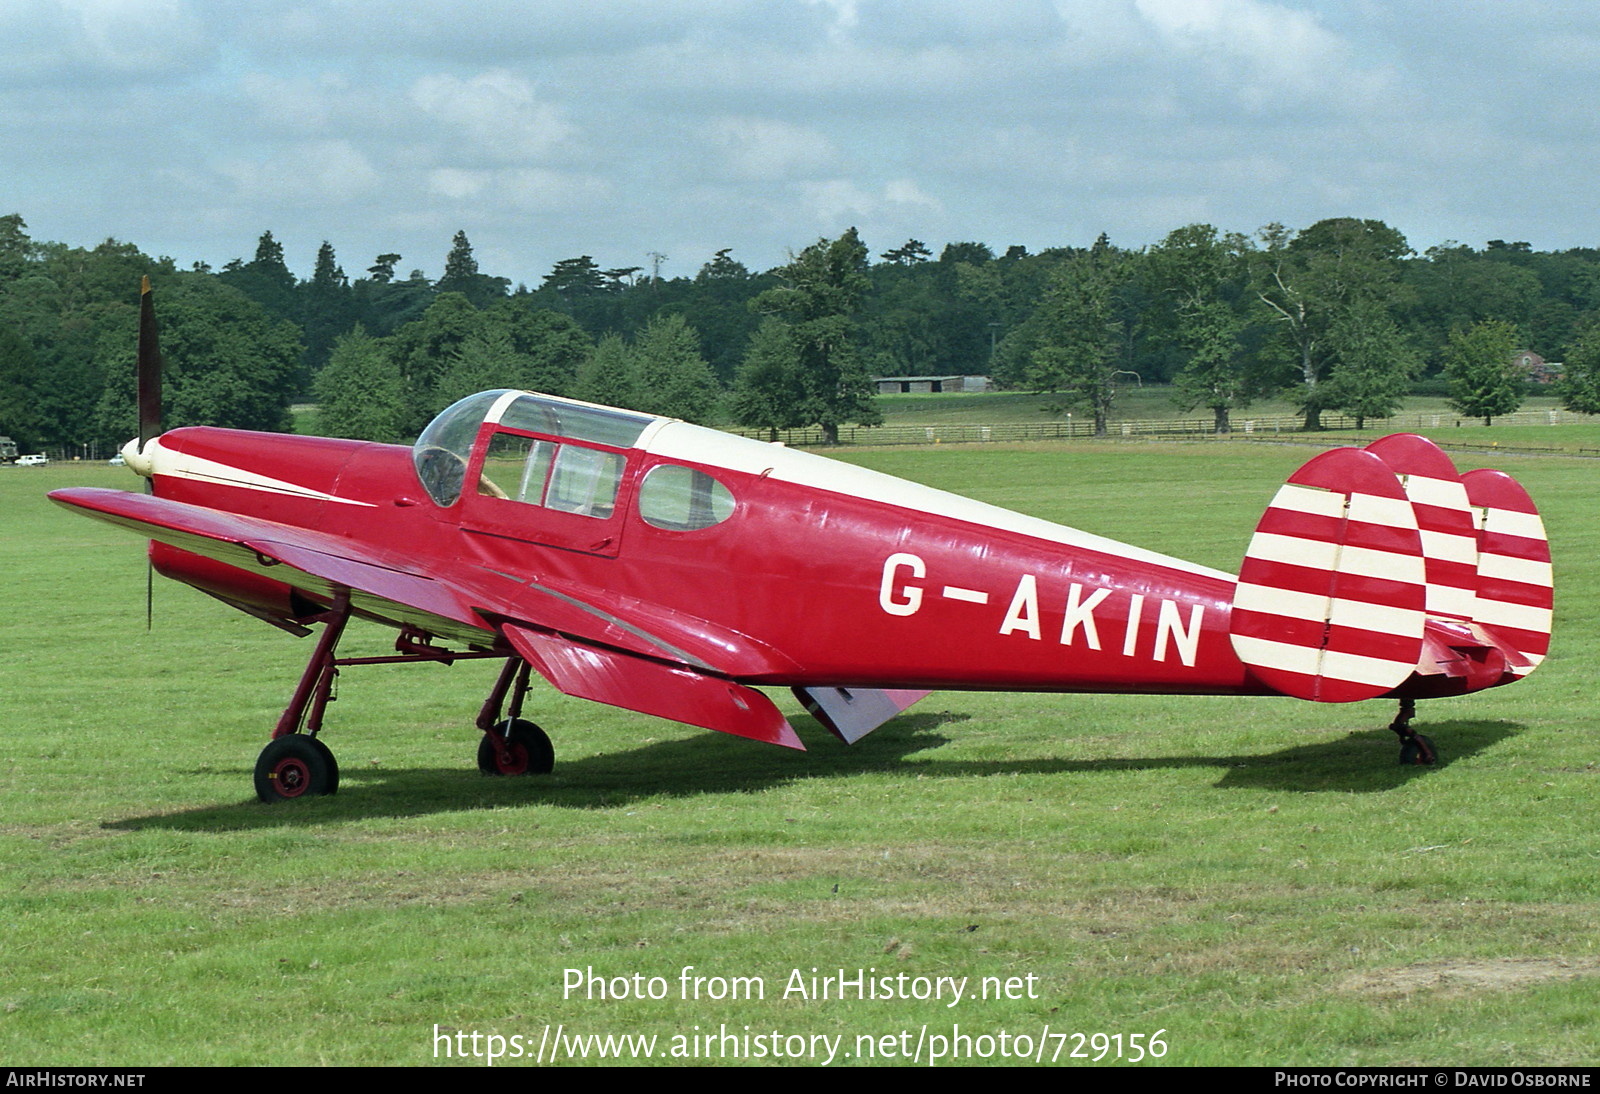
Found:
<box><xmin>574</xmin><ymin>334</ymin><xmax>637</xmax><ymax>408</ymax></box>
<box><xmin>0</xmin><ymin>322</ymin><xmax>44</xmax><ymax>449</ymax></box>
<box><xmin>314</xmin><ymin>326</ymin><xmax>404</xmax><ymax>441</ymax></box>
<box><xmin>1254</xmin><ymin>218</ymin><xmax>1412</xmax><ymax>429</ymax></box>
<box><xmin>696</xmin><ymin>248</ymin><xmax>750</xmax><ymax>283</ymax></box>
<box><xmin>1027</xmin><ymin>248</ymin><xmax>1134</xmax><ymax>435</ymax></box>
<box><xmin>751</xmin><ymin>228</ymin><xmax>880</xmax><ymax>443</ymax></box>
<box><xmin>93</xmin><ymin>274</ymin><xmax>301</xmax><ymax>441</ymax></box>
<box><xmin>730</xmin><ymin>318</ymin><xmax>807</xmax><ymax>440</ymax></box>
<box><xmin>880</xmin><ymin>239</ymin><xmax>932</xmax><ymax>266</ymax></box>
<box><xmin>1443</xmin><ymin>319</ymin><xmax>1523</xmax><ymax>425</ymax></box>
<box><xmin>301</xmin><ymin>240</ymin><xmax>353</xmax><ymax>381</ymax></box>
<box><xmin>629</xmin><ymin>313</ymin><xmax>718</xmax><ymax>423</ymax></box>
<box><xmin>1146</xmin><ymin>224</ymin><xmax>1264</xmax><ymax>433</ymax></box>
<box><xmin>1558</xmin><ymin>322</ymin><xmax>1600</xmax><ymax>415</ymax></box>
<box><xmin>1321</xmin><ymin>296</ymin><xmax>1418</xmax><ymax>428</ymax></box>
<box><xmin>436</xmin><ymin>231</ymin><xmax>508</xmax><ymax>307</ymax></box>
<box><xmin>541</xmin><ymin>256</ymin><xmax>607</xmax><ymax>298</ymax></box>
<box><xmin>219</xmin><ymin>230</ymin><xmax>299</xmax><ymax>321</ymax></box>
<box><xmin>433</xmin><ymin>324</ymin><xmax>531</xmax><ymax>408</ymax></box>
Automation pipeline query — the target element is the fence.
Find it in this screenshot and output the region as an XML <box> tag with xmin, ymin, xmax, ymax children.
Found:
<box><xmin>730</xmin><ymin>407</ymin><xmax>1591</xmax><ymax>448</ymax></box>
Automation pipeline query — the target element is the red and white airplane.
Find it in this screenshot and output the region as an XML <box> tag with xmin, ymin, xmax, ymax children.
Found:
<box><xmin>50</xmin><ymin>283</ymin><xmax>1553</xmax><ymax>801</ymax></box>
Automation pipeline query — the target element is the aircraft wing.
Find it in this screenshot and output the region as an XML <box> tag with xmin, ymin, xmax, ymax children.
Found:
<box><xmin>50</xmin><ymin>486</ymin><xmax>813</xmax><ymax>747</ymax></box>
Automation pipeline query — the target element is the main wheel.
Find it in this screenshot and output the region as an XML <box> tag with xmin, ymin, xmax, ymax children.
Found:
<box><xmin>255</xmin><ymin>735</ymin><xmax>340</xmax><ymax>802</ymax></box>
<box><xmin>478</xmin><ymin>718</ymin><xmax>554</xmax><ymax>776</ymax></box>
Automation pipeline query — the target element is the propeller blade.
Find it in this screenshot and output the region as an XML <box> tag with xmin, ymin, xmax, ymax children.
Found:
<box><xmin>137</xmin><ymin>276</ymin><xmax>163</xmax><ymax>630</ymax></box>
<box><xmin>137</xmin><ymin>275</ymin><xmax>162</xmax><ymax>448</ymax></box>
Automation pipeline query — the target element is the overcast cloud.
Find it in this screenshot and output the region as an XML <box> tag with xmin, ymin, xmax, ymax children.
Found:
<box><xmin>4</xmin><ymin>1</ymin><xmax>1597</xmax><ymax>285</ymax></box>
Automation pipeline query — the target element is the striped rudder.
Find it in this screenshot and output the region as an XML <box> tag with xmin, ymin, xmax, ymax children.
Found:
<box><xmin>1230</xmin><ymin>447</ymin><xmax>1427</xmax><ymax>702</ymax></box>
<box><xmin>1461</xmin><ymin>468</ymin><xmax>1553</xmax><ymax>676</ymax></box>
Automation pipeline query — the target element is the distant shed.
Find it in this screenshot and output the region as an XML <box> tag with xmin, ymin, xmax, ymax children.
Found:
<box><xmin>875</xmin><ymin>375</ymin><xmax>991</xmax><ymax>394</ymax></box>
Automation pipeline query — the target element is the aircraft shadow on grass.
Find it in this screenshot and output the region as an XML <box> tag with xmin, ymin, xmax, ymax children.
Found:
<box><xmin>106</xmin><ymin>713</ymin><xmax>1520</xmax><ymax>832</ymax></box>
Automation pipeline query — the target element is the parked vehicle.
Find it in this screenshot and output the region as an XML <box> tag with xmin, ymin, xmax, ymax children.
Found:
<box><xmin>16</xmin><ymin>454</ymin><xmax>50</xmax><ymax>467</ymax></box>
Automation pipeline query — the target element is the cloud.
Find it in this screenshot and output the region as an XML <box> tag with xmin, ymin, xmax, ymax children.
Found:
<box><xmin>0</xmin><ymin>0</ymin><xmax>210</xmax><ymax>86</ymax></box>
<box><xmin>707</xmin><ymin>117</ymin><xmax>839</xmax><ymax>181</ymax></box>
<box><xmin>409</xmin><ymin>70</ymin><xmax>574</xmax><ymax>162</ymax></box>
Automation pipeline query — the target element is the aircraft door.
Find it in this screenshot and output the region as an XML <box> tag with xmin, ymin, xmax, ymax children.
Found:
<box><xmin>461</xmin><ymin>428</ymin><xmax>630</xmax><ymax>557</ymax></box>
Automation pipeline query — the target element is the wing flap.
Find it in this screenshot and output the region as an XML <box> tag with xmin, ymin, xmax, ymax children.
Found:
<box><xmin>503</xmin><ymin>624</ymin><xmax>804</xmax><ymax>750</ymax></box>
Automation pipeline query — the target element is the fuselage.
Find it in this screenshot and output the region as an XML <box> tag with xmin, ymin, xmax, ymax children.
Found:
<box><xmin>135</xmin><ymin>395</ymin><xmax>1265</xmax><ymax>698</ymax></box>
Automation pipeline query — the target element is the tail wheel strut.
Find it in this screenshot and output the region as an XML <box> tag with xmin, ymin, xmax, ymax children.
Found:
<box><xmin>1389</xmin><ymin>698</ymin><xmax>1437</xmax><ymax>766</ymax></box>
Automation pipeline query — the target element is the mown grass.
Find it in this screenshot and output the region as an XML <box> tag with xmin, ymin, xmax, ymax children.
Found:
<box><xmin>1</xmin><ymin>442</ymin><xmax>1596</xmax><ymax>1067</ymax></box>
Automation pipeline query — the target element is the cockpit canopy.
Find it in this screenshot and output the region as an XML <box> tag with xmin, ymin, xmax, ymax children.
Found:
<box><xmin>413</xmin><ymin>390</ymin><xmax>657</xmax><ymax>508</ymax></box>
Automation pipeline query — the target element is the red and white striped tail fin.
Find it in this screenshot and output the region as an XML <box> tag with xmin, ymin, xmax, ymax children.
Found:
<box><xmin>1230</xmin><ymin>447</ymin><xmax>1428</xmax><ymax>702</ymax></box>
<box><xmin>1363</xmin><ymin>434</ymin><xmax>1479</xmax><ymax>623</ymax></box>
<box><xmin>1462</xmin><ymin>468</ymin><xmax>1553</xmax><ymax>676</ymax></box>
<box><xmin>1231</xmin><ymin>435</ymin><xmax>1553</xmax><ymax>703</ymax></box>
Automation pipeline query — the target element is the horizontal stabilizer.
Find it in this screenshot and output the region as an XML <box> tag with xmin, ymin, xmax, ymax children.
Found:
<box><xmin>794</xmin><ymin>687</ymin><xmax>930</xmax><ymax>744</ymax></box>
<box><xmin>1230</xmin><ymin>447</ymin><xmax>1427</xmax><ymax>702</ymax></box>
<box><xmin>503</xmin><ymin>624</ymin><xmax>804</xmax><ymax>750</ymax></box>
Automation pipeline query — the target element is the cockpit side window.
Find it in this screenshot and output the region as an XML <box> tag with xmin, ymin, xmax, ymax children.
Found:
<box><xmin>637</xmin><ymin>464</ymin><xmax>736</xmax><ymax>530</ymax></box>
<box><xmin>481</xmin><ymin>432</ymin><xmax>555</xmax><ymax>502</ymax></box>
<box><xmin>476</xmin><ymin>429</ymin><xmax>624</xmax><ymax>519</ymax></box>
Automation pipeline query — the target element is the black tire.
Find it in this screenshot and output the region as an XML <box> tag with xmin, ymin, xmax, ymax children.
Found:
<box><xmin>1398</xmin><ymin>734</ymin><xmax>1437</xmax><ymax>766</ymax></box>
<box><xmin>255</xmin><ymin>735</ymin><xmax>340</xmax><ymax>802</ymax></box>
<box><xmin>478</xmin><ymin>718</ymin><xmax>554</xmax><ymax>776</ymax></box>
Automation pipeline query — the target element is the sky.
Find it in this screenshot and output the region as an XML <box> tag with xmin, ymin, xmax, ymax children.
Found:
<box><xmin>5</xmin><ymin>1</ymin><xmax>1599</xmax><ymax>287</ymax></box>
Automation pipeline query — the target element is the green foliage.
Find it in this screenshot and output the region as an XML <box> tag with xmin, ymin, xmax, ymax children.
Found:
<box><xmin>0</xmin><ymin>321</ymin><xmax>43</xmax><ymax>448</ymax></box>
<box><xmin>752</xmin><ymin>228</ymin><xmax>881</xmax><ymax>443</ymax></box>
<box><xmin>1254</xmin><ymin>218</ymin><xmax>1413</xmax><ymax>429</ymax></box>
<box><xmin>1321</xmin><ymin>295</ymin><xmax>1419</xmax><ymax>427</ymax></box>
<box><xmin>313</xmin><ymin>326</ymin><xmax>404</xmax><ymax>441</ymax></box>
<box><xmin>432</xmin><ymin>324</ymin><xmax>531</xmax><ymax>410</ymax></box>
<box><xmin>628</xmin><ymin>313</ymin><xmax>718</xmax><ymax>422</ymax></box>
<box><xmin>1558</xmin><ymin>323</ymin><xmax>1600</xmax><ymax>415</ymax></box>
<box><xmin>91</xmin><ymin>275</ymin><xmax>301</xmax><ymax>440</ymax></box>
<box><xmin>1444</xmin><ymin>319</ymin><xmax>1524</xmax><ymax>425</ymax></box>
<box><xmin>435</xmin><ymin>230</ymin><xmax>509</xmax><ymax>307</ymax></box>
<box><xmin>219</xmin><ymin>230</ymin><xmax>299</xmax><ymax>322</ymax></box>
<box><xmin>573</xmin><ymin>333</ymin><xmax>636</xmax><ymax>408</ymax></box>
<box><xmin>1027</xmin><ymin>249</ymin><xmax>1134</xmax><ymax>434</ymax></box>
<box><xmin>541</xmin><ymin>255</ymin><xmax>608</xmax><ymax>298</ymax></box>
<box><xmin>1146</xmin><ymin>224</ymin><xmax>1270</xmax><ymax>432</ymax></box>
<box><xmin>730</xmin><ymin>317</ymin><xmax>807</xmax><ymax>438</ymax></box>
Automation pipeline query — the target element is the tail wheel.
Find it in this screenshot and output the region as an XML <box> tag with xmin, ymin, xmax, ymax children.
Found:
<box><xmin>478</xmin><ymin>718</ymin><xmax>554</xmax><ymax>776</ymax></box>
<box><xmin>255</xmin><ymin>735</ymin><xmax>339</xmax><ymax>802</ymax></box>
<box><xmin>1399</xmin><ymin>734</ymin><xmax>1437</xmax><ymax>766</ymax></box>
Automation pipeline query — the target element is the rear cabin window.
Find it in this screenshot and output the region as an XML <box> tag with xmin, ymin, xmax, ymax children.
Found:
<box><xmin>479</xmin><ymin>431</ymin><xmax>624</xmax><ymax>519</ymax></box>
<box><xmin>637</xmin><ymin>464</ymin><xmax>735</xmax><ymax>531</ymax></box>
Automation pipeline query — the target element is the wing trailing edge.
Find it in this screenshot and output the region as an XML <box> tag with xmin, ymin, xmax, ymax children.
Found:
<box><xmin>503</xmin><ymin>624</ymin><xmax>804</xmax><ymax>749</ymax></box>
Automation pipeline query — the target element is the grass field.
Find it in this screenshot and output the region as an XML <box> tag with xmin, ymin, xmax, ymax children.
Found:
<box><xmin>1</xmin><ymin>440</ymin><xmax>1596</xmax><ymax>1067</ymax></box>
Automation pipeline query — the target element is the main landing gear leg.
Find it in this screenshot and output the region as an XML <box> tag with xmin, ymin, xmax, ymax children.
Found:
<box><xmin>476</xmin><ymin>656</ymin><xmax>554</xmax><ymax>776</ymax></box>
<box><xmin>254</xmin><ymin>590</ymin><xmax>351</xmax><ymax>803</ymax></box>
<box><xmin>1389</xmin><ymin>697</ymin><xmax>1437</xmax><ymax>766</ymax></box>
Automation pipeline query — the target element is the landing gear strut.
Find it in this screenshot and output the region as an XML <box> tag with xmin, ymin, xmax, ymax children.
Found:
<box><xmin>1389</xmin><ymin>698</ymin><xmax>1437</xmax><ymax>766</ymax></box>
<box><xmin>252</xmin><ymin>587</ymin><xmax>521</xmax><ymax>802</ymax></box>
<box><xmin>476</xmin><ymin>657</ymin><xmax>554</xmax><ymax>776</ymax></box>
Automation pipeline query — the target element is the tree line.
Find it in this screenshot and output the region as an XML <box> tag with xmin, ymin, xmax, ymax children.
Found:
<box><xmin>4</xmin><ymin>211</ymin><xmax>1600</xmax><ymax>454</ymax></box>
